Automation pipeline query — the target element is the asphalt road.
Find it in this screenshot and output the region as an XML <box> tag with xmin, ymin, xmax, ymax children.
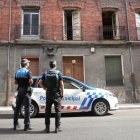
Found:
<box><xmin>0</xmin><ymin>110</ymin><xmax>140</xmax><ymax>140</ymax></box>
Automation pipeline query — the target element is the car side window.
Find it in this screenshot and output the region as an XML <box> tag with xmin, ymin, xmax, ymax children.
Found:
<box><xmin>31</xmin><ymin>78</ymin><xmax>41</xmax><ymax>88</ymax></box>
<box><xmin>31</xmin><ymin>79</ymin><xmax>38</xmax><ymax>87</ymax></box>
<box><xmin>63</xmin><ymin>79</ymin><xmax>79</xmax><ymax>89</ymax></box>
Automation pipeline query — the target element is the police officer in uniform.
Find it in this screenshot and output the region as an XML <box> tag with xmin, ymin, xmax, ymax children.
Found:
<box><xmin>13</xmin><ymin>59</ymin><xmax>33</xmax><ymax>131</ymax></box>
<box><xmin>38</xmin><ymin>60</ymin><xmax>64</xmax><ymax>133</ymax></box>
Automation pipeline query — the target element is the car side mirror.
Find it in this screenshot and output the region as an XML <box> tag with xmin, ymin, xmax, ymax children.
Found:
<box><xmin>82</xmin><ymin>87</ymin><xmax>86</xmax><ymax>92</ymax></box>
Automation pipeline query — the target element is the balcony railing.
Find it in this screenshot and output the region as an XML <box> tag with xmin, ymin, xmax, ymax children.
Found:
<box><xmin>63</xmin><ymin>26</ymin><xmax>82</xmax><ymax>40</ymax></box>
<box><xmin>99</xmin><ymin>26</ymin><xmax>127</xmax><ymax>40</ymax></box>
<box><xmin>14</xmin><ymin>25</ymin><xmax>82</xmax><ymax>40</ymax></box>
<box><xmin>14</xmin><ymin>25</ymin><xmax>45</xmax><ymax>39</ymax></box>
<box><xmin>11</xmin><ymin>25</ymin><xmax>129</xmax><ymax>41</ymax></box>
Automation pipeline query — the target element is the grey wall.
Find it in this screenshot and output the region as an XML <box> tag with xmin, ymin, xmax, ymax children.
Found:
<box><xmin>0</xmin><ymin>43</ymin><xmax>140</xmax><ymax>105</ymax></box>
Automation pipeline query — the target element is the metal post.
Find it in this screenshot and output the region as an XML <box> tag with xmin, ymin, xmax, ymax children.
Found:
<box><xmin>5</xmin><ymin>43</ymin><xmax>11</xmax><ymax>106</ymax></box>
<box><xmin>124</xmin><ymin>0</ymin><xmax>136</xmax><ymax>102</ymax></box>
<box><xmin>5</xmin><ymin>0</ymin><xmax>12</xmax><ymax>106</ymax></box>
<box><xmin>128</xmin><ymin>44</ymin><xmax>136</xmax><ymax>102</ymax></box>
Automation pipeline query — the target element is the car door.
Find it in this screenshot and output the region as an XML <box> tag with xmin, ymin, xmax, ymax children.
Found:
<box><xmin>31</xmin><ymin>78</ymin><xmax>46</xmax><ymax>105</ymax></box>
<box><xmin>62</xmin><ymin>78</ymin><xmax>86</xmax><ymax>111</ymax></box>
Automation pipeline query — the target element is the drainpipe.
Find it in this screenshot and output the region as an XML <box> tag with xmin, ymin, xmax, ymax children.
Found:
<box><xmin>5</xmin><ymin>0</ymin><xmax>12</xmax><ymax>106</ymax></box>
<box><xmin>124</xmin><ymin>0</ymin><xmax>136</xmax><ymax>102</ymax></box>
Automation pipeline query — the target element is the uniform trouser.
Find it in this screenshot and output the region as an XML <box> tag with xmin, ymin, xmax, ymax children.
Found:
<box><xmin>45</xmin><ymin>97</ymin><xmax>61</xmax><ymax>128</ymax></box>
<box><xmin>13</xmin><ymin>87</ymin><xmax>31</xmax><ymax>126</ymax></box>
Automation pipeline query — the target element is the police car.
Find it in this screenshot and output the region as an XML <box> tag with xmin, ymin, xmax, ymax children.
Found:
<box><xmin>12</xmin><ymin>76</ymin><xmax>118</xmax><ymax>117</ymax></box>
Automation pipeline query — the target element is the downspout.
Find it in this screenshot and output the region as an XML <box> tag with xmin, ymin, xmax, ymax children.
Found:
<box><xmin>124</xmin><ymin>0</ymin><xmax>136</xmax><ymax>102</ymax></box>
<box><xmin>5</xmin><ymin>0</ymin><xmax>12</xmax><ymax>106</ymax></box>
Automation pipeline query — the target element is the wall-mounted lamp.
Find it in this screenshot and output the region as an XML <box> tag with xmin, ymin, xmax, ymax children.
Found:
<box><xmin>91</xmin><ymin>47</ymin><xmax>95</xmax><ymax>53</ymax></box>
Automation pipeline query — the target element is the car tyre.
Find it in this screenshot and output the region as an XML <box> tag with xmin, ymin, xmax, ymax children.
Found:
<box><xmin>20</xmin><ymin>101</ymin><xmax>39</xmax><ymax>118</ymax></box>
<box><xmin>92</xmin><ymin>99</ymin><xmax>109</xmax><ymax>116</ymax></box>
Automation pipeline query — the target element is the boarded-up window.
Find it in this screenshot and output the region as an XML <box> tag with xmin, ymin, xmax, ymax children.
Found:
<box><xmin>105</xmin><ymin>56</ymin><xmax>123</xmax><ymax>86</ymax></box>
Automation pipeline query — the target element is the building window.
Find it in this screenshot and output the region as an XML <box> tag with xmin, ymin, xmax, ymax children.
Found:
<box><xmin>105</xmin><ymin>56</ymin><xmax>123</xmax><ymax>86</ymax></box>
<box><xmin>101</xmin><ymin>10</ymin><xmax>121</xmax><ymax>40</ymax></box>
<box><xmin>22</xmin><ymin>8</ymin><xmax>40</xmax><ymax>37</ymax></box>
<box><xmin>135</xmin><ymin>12</ymin><xmax>140</xmax><ymax>40</ymax></box>
<box><xmin>63</xmin><ymin>9</ymin><xmax>81</xmax><ymax>40</ymax></box>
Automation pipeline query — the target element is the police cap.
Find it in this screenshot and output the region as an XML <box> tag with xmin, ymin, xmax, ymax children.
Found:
<box><xmin>20</xmin><ymin>58</ymin><xmax>30</xmax><ymax>64</ymax></box>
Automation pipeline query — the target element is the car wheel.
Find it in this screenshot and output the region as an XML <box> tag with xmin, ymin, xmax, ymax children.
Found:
<box><xmin>92</xmin><ymin>99</ymin><xmax>109</xmax><ymax>116</ymax></box>
<box><xmin>20</xmin><ymin>101</ymin><xmax>39</xmax><ymax>118</ymax></box>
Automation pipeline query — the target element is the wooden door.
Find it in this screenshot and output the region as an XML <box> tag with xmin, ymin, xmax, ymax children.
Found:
<box><xmin>63</xmin><ymin>56</ymin><xmax>84</xmax><ymax>82</ymax></box>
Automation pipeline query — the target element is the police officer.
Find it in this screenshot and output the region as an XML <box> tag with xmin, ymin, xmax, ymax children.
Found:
<box><xmin>38</xmin><ymin>60</ymin><xmax>64</xmax><ymax>133</ymax></box>
<box><xmin>13</xmin><ymin>58</ymin><xmax>33</xmax><ymax>131</ymax></box>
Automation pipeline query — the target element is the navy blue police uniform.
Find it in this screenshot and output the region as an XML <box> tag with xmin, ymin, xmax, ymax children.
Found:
<box><xmin>41</xmin><ymin>68</ymin><xmax>63</xmax><ymax>131</ymax></box>
<box><xmin>14</xmin><ymin>67</ymin><xmax>32</xmax><ymax>130</ymax></box>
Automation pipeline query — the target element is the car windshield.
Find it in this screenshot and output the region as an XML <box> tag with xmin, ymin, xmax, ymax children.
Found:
<box><xmin>63</xmin><ymin>76</ymin><xmax>95</xmax><ymax>90</ymax></box>
<box><xmin>63</xmin><ymin>79</ymin><xmax>82</xmax><ymax>89</ymax></box>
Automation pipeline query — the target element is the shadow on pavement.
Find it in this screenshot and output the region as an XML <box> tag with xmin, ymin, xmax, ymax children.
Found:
<box><xmin>0</xmin><ymin>112</ymin><xmax>113</xmax><ymax>119</ymax></box>
<box><xmin>0</xmin><ymin>128</ymin><xmax>58</xmax><ymax>135</ymax></box>
<box><xmin>37</xmin><ymin>112</ymin><xmax>113</xmax><ymax>118</ymax></box>
<box><xmin>0</xmin><ymin>114</ymin><xmax>13</xmax><ymax>119</ymax></box>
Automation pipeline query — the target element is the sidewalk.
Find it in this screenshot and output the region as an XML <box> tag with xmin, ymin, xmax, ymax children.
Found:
<box><xmin>0</xmin><ymin>104</ymin><xmax>140</xmax><ymax>112</ymax></box>
<box><xmin>118</xmin><ymin>103</ymin><xmax>140</xmax><ymax>110</ymax></box>
<box><xmin>0</xmin><ymin>106</ymin><xmax>12</xmax><ymax>111</ymax></box>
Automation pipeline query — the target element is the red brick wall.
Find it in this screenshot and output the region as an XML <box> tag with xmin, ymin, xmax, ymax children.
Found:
<box><xmin>0</xmin><ymin>0</ymin><xmax>140</xmax><ymax>41</ymax></box>
<box><xmin>128</xmin><ymin>1</ymin><xmax>140</xmax><ymax>41</ymax></box>
<box><xmin>0</xmin><ymin>0</ymin><xmax>10</xmax><ymax>40</ymax></box>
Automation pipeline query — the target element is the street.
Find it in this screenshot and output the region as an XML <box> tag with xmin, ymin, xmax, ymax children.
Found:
<box><xmin>0</xmin><ymin>110</ymin><xmax>140</xmax><ymax>140</ymax></box>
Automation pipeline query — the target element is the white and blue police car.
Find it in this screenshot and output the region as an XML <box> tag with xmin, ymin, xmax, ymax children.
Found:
<box><xmin>12</xmin><ymin>76</ymin><xmax>118</xmax><ymax>117</ymax></box>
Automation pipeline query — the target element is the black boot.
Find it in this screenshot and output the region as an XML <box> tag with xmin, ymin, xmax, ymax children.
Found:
<box><xmin>55</xmin><ymin>126</ymin><xmax>61</xmax><ymax>133</ymax></box>
<box><xmin>13</xmin><ymin>125</ymin><xmax>17</xmax><ymax>130</ymax></box>
<box><xmin>24</xmin><ymin>125</ymin><xmax>33</xmax><ymax>131</ymax></box>
<box><xmin>13</xmin><ymin>123</ymin><xmax>20</xmax><ymax>130</ymax></box>
<box><xmin>45</xmin><ymin>126</ymin><xmax>50</xmax><ymax>133</ymax></box>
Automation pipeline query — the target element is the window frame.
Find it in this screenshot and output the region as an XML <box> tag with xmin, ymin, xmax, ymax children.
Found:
<box><xmin>21</xmin><ymin>8</ymin><xmax>40</xmax><ymax>38</ymax></box>
<box><xmin>135</xmin><ymin>10</ymin><xmax>140</xmax><ymax>40</ymax></box>
<box><xmin>101</xmin><ymin>8</ymin><xmax>120</xmax><ymax>40</ymax></box>
<box><xmin>63</xmin><ymin>8</ymin><xmax>81</xmax><ymax>41</ymax></box>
